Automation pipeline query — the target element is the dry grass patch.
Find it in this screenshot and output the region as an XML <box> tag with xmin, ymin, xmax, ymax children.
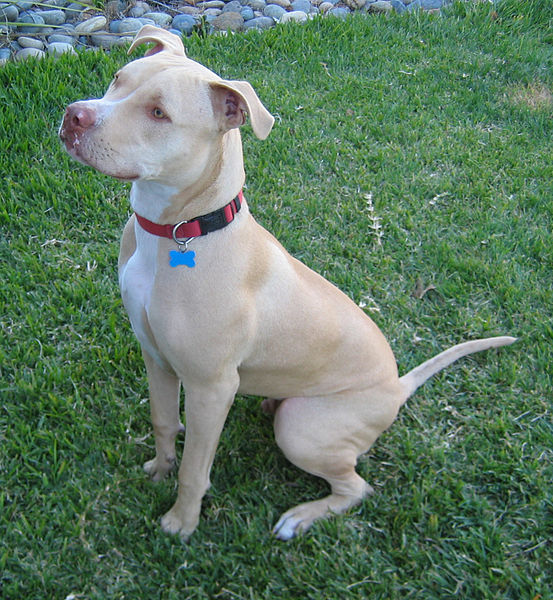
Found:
<box><xmin>507</xmin><ymin>82</ymin><xmax>553</xmax><ymax>110</ymax></box>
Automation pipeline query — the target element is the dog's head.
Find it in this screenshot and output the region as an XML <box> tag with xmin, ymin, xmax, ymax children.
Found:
<box><xmin>59</xmin><ymin>25</ymin><xmax>274</xmax><ymax>184</ymax></box>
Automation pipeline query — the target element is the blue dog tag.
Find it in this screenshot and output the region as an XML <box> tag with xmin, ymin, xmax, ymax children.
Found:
<box><xmin>169</xmin><ymin>250</ymin><xmax>196</xmax><ymax>268</ymax></box>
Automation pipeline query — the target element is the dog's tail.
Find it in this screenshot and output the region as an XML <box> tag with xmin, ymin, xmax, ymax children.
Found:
<box><xmin>399</xmin><ymin>336</ymin><xmax>517</xmax><ymax>403</ymax></box>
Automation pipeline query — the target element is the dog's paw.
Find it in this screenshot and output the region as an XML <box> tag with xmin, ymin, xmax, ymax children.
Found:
<box><xmin>273</xmin><ymin>499</ymin><xmax>342</xmax><ymax>540</ymax></box>
<box><xmin>272</xmin><ymin>505</ymin><xmax>315</xmax><ymax>541</ymax></box>
<box><xmin>160</xmin><ymin>506</ymin><xmax>196</xmax><ymax>540</ymax></box>
<box><xmin>273</xmin><ymin>485</ymin><xmax>373</xmax><ymax>541</ymax></box>
<box><xmin>143</xmin><ymin>455</ymin><xmax>176</xmax><ymax>482</ymax></box>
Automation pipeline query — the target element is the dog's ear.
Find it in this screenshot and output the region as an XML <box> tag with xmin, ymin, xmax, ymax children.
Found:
<box><xmin>210</xmin><ymin>80</ymin><xmax>274</xmax><ymax>141</ymax></box>
<box><xmin>128</xmin><ymin>25</ymin><xmax>186</xmax><ymax>58</ymax></box>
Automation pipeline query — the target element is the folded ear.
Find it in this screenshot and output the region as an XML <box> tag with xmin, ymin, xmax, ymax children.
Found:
<box><xmin>128</xmin><ymin>25</ymin><xmax>186</xmax><ymax>58</ymax></box>
<box><xmin>210</xmin><ymin>80</ymin><xmax>274</xmax><ymax>141</ymax></box>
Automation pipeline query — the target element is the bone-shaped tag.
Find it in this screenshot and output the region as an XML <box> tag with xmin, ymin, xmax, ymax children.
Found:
<box><xmin>169</xmin><ymin>250</ymin><xmax>196</xmax><ymax>268</ymax></box>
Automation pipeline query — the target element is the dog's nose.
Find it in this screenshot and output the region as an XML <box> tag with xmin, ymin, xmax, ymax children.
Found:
<box><xmin>66</xmin><ymin>103</ymin><xmax>97</xmax><ymax>130</ymax></box>
<box><xmin>60</xmin><ymin>103</ymin><xmax>97</xmax><ymax>142</ymax></box>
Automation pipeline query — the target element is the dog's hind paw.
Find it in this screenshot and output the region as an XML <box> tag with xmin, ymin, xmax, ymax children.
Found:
<box><xmin>272</xmin><ymin>502</ymin><xmax>324</xmax><ymax>540</ymax></box>
<box><xmin>273</xmin><ymin>485</ymin><xmax>373</xmax><ymax>540</ymax></box>
<box><xmin>273</xmin><ymin>514</ymin><xmax>302</xmax><ymax>540</ymax></box>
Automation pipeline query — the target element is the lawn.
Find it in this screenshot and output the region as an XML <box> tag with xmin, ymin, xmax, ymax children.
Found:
<box><xmin>1</xmin><ymin>2</ymin><xmax>552</xmax><ymax>598</ymax></box>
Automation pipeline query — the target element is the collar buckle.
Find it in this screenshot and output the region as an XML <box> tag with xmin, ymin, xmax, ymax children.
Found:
<box><xmin>172</xmin><ymin>221</ymin><xmax>193</xmax><ymax>249</ymax></box>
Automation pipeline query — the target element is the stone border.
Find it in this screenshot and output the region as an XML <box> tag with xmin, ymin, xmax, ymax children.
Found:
<box><xmin>1</xmin><ymin>0</ymin><xmax>450</xmax><ymax>63</ymax></box>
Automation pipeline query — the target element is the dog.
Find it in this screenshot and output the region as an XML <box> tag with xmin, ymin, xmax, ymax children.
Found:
<box><xmin>59</xmin><ymin>25</ymin><xmax>515</xmax><ymax>541</ymax></box>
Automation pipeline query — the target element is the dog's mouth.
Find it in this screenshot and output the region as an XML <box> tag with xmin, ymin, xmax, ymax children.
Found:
<box><xmin>59</xmin><ymin>126</ymin><xmax>140</xmax><ymax>182</ymax></box>
<box><xmin>114</xmin><ymin>173</ymin><xmax>140</xmax><ymax>181</ymax></box>
<box><xmin>59</xmin><ymin>124</ymin><xmax>86</xmax><ymax>159</ymax></box>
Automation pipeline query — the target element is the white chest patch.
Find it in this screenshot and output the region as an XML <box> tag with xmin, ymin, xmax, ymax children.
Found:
<box><xmin>119</xmin><ymin>181</ymin><xmax>177</xmax><ymax>366</ymax></box>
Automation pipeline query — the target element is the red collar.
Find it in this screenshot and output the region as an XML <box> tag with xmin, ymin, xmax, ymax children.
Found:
<box><xmin>135</xmin><ymin>190</ymin><xmax>244</xmax><ymax>242</ymax></box>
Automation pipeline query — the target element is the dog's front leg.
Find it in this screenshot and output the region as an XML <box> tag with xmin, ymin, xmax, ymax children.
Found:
<box><xmin>142</xmin><ymin>350</ymin><xmax>184</xmax><ymax>481</ymax></box>
<box><xmin>161</xmin><ymin>377</ymin><xmax>238</xmax><ymax>539</ymax></box>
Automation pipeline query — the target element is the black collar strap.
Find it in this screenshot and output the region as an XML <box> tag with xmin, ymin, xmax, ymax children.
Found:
<box><xmin>135</xmin><ymin>190</ymin><xmax>243</xmax><ymax>242</ymax></box>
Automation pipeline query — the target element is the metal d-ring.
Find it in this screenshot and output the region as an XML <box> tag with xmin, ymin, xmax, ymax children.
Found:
<box><xmin>172</xmin><ymin>221</ymin><xmax>193</xmax><ymax>251</ymax></box>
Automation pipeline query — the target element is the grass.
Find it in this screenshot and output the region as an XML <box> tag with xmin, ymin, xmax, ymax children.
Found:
<box><xmin>1</xmin><ymin>3</ymin><xmax>552</xmax><ymax>598</ymax></box>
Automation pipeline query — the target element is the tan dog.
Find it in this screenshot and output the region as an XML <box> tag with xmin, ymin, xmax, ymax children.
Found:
<box><xmin>59</xmin><ymin>25</ymin><xmax>515</xmax><ymax>541</ymax></box>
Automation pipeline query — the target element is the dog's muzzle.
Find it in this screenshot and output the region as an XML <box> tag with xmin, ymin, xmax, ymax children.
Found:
<box><xmin>59</xmin><ymin>102</ymin><xmax>97</xmax><ymax>152</ymax></box>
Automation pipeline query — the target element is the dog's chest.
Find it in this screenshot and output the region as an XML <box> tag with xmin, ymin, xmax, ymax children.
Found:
<box><xmin>119</xmin><ymin>224</ymin><xmax>162</xmax><ymax>362</ymax></box>
<box><xmin>118</xmin><ymin>181</ymin><xmax>178</xmax><ymax>364</ymax></box>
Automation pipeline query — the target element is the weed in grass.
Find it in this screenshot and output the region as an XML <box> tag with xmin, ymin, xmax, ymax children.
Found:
<box><xmin>1</xmin><ymin>11</ymin><xmax>552</xmax><ymax>600</ymax></box>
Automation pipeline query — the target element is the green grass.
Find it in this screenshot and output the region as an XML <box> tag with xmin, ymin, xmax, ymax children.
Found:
<box><xmin>1</xmin><ymin>4</ymin><xmax>552</xmax><ymax>598</ymax></box>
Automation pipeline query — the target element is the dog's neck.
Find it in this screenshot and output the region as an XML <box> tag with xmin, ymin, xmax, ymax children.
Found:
<box><xmin>129</xmin><ymin>130</ymin><xmax>245</xmax><ymax>225</ymax></box>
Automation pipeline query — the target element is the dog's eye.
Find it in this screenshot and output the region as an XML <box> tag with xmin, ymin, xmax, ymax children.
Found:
<box><xmin>152</xmin><ymin>108</ymin><xmax>166</xmax><ymax>120</ymax></box>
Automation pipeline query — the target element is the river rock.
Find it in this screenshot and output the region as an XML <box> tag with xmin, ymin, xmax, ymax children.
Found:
<box><xmin>222</xmin><ymin>1</ymin><xmax>243</xmax><ymax>12</ymax></box>
<box><xmin>406</xmin><ymin>0</ymin><xmax>443</xmax><ymax>9</ymax></box>
<box><xmin>179</xmin><ymin>6</ymin><xmax>202</xmax><ymax>14</ymax></box>
<box><xmin>35</xmin><ymin>9</ymin><xmax>66</xmax><ymax>24</ymax></box>
<box><xmin>17</xmin><ymin>36</ymin><xmax>45</xmax><ymax>49</ymax></box>
<box><xmin>263</xmin><ymin>4</ymin><xmax>286</xmax><ymax>20</ymax></box>
<box><xmin>15</xmin><ymin>47</ymin><xmax>46</xmax><ymax>61</ymax></box>
<box><xmin>281</xmin><ymin>10</ymin><xmax>309</xmax><ymax>22</ymax></box>
<box><xmin>212</xmin><ymin>11</ymin><xmax>244</xmax><ymax>31</ymax></box>
<box><xmin>75</xmin><ymin>15</ymin><xmax>107</xmax><ymax>33</ymax></box>
<box><xmin>109</xmin><ymin>19</ymin><xmax>122</xmax><ymax>32</ymax></box>
<box><xmin>90</xmin><ymin>32</ymin><xmax>119</xmax><ymax>48</ymax></box>
<box><xmin>18</xmin><ymin>11</ymin><xmax>46</xmax><ymax>33</ymax></box>
<box><xmin>48</xmin><ymin>41</ymin><xmax>77</xmax><ymax>55</ymax></box>
<box><xmin>0</xmin><ymin>3</ymin><xmax>20</xmax><ymax>21</ymax></box>
<box><xmin>329</xmin><ymin>5</ymin><xmax>350</xmax><ymax>17</ymax></box>
<box><xmin>142</xmin><ymin>11</ymin><xmax>172</xmax><ymax>26</ymax></box>
<box><xmin>0</xmin><ymin>47</ymin><xmax>11</xmax><ymax>64</ymax></box>
<box><xmin>115</xmin><ymin>35</ymin><xmax>134</xmax><ymax>46</ymax></box>
<box><xmin>241</xmin><ymin>6</ymin><xmax>254</xmax><ymax>20</ymax></box>
<box><xmin>48</xmin><ymin>33</ymin><xmax>76</xmax><ymax>44</ymax></box>
<box><xmin>118</xmin><ymin>17</ymin><xmax>146</xmax><ymax>34</ymax></box>
<box><xmin>390</xmin><ymin>0</ymin><xmax>407</xmax><ymax>11</ymax></box>
<box><xmin>198</xmin><ymin>0</ymin><xmax>225</xmax><ymax>7</ymax></box>
<box><xmin>248</xmin><ymin>0</ymin><xmax>267</xmax><ymax>10</ymax></box>
<box><xmin>369</xmin><ymin>0</ymin><xmax>393</xmax><ymax>11</ymax></box>
<box><xmin>291</xmin><ymin>0</ymin><xmax>312</xmax><ymax>12</ymax></box>
<box><xmin>172</xmin><ymin>14</ymin><xmax>197</xmax><ymax>34</ymax></box>
<box><xmin>243</xmin><ymin>15</ymin><xmax>274</xmax><ymax>29</ymax></box>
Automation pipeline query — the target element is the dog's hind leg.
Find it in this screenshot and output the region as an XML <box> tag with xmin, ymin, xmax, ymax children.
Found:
<box><xmin>271</xmin><ymin>386</ymin><xmax>401</xmax><ymax>540</ymax></box>
<box><xmin>142</xmin><ymin>350</ymin><xmax>184</xmax><ymax>481</ymax></box>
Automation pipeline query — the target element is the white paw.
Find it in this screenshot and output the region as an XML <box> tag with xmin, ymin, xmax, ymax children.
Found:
<box><xmin>160</xmin><ymin>507</ymin><xmax>195</xmax><ymax>540</ymax></box>
<box><xmin>143</xmin><ymin>455</ymin><xmax>176</xmax><ymax>482</ymax></box>
<box><xmin>273</xmin><ymin>506</ymin><xmax>313</xmax><ymax>540</ymax></box>
<box><xmin>273</xmin><ymin>516</ymin><xmax>300</xmax><ymax>540</ymax></box>
<box><xmin>273</xmin><ymin>489</ymin><xmax>371</xmax><ymax>540</ymax></box>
